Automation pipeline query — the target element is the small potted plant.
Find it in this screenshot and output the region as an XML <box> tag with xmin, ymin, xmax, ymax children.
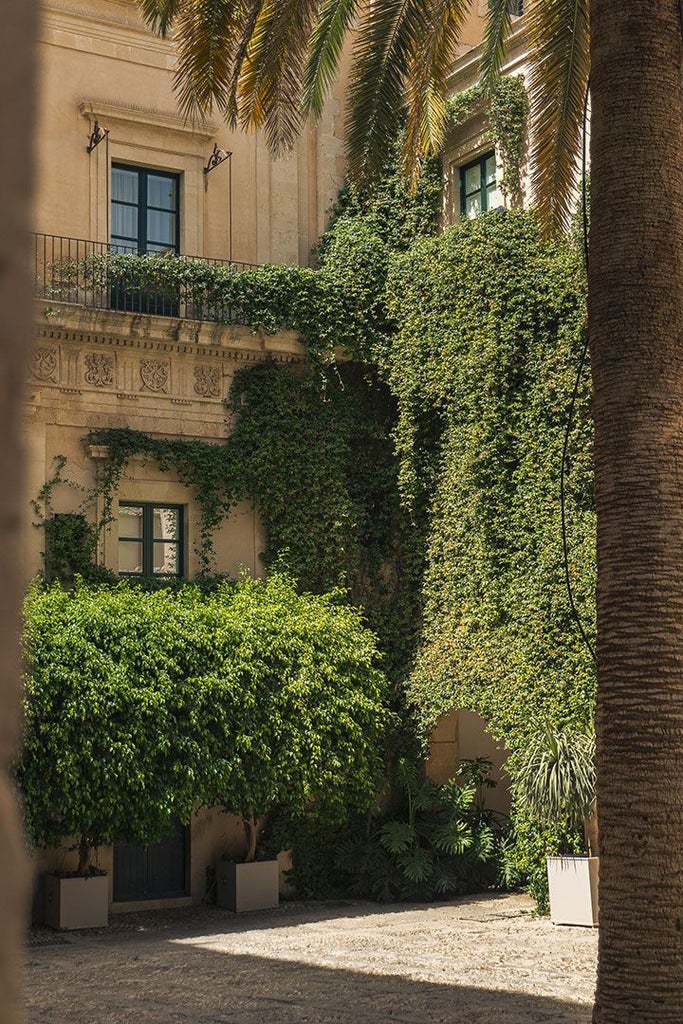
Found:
<box><xmin>514</xmin><ymin>724</ymin><xmax>598</xmax><ymax>926</ymax></box>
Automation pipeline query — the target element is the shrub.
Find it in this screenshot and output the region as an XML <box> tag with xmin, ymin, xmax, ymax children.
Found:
<box><xmin>18</xmin><ymin>575</ymin><xmax>390</xmax><ymax>872</ymax></box>
<box><xmin>336</xmin><ymin>758</ymin><xmax>507</xmax><ymax>901</ymax></box>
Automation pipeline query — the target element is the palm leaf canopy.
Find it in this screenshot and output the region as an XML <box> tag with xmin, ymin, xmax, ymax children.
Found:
<box><xmin>135</xmin><ymin>0</ymin><xmax>589</xmax><ymax>231</ymax></box>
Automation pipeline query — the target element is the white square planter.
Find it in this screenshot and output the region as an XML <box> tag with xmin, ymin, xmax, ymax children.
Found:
<box><xmin>216</xmin><ymin>860</ymin><xmax>279</xmax><ymax>913</ymax></box>
<box><xmin>547</xmin><ymin>856</ymin><xmax>599</xmax><ymax>927</ymax></box>
<box><xmin>44</xmin><ymin>873</ymin><xmax>109</xmax><ymax>930</ymax></box>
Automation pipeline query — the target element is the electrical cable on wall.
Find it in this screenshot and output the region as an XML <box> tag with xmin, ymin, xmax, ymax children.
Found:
<box><xmin>560</xmin><ymin>77</ymin><xmax>595</xmax><ymax>661</ymax></box>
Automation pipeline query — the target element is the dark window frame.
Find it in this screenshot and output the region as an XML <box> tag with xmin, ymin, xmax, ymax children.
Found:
<box><xmin>118</xmin><ymin>501</ymin><xmax>185</xmax><ymax>579</ymax></box>
<box><xmin>111</xmin><ymin>164</ymin><xmax>181</xmax><ymax>255</ymax></box>
<box><xmin>459</xmin><ymin>151</ymin><xmax>498</xmax><ymax>218</ymax></box>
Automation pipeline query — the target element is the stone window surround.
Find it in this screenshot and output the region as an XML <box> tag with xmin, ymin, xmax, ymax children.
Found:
<box><xmin>80</xmin><ymin>100</ymin><xmax>217</xmax><ymax>255</ymax></box>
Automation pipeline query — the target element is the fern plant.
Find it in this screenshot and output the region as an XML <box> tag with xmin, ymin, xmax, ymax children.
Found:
<box><xmin>336</xmin><ymin>758</ymin><xmax>507</xmax><ymax>902</ymax></box>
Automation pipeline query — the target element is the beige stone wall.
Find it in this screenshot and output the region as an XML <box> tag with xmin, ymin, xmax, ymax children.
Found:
<box><xmin>427</xmin><ymin>709</ymin><xmax>512</xmax><ymax>815</ymax></box>
<box><xmin>37</xmin><ymin>0</ymin><xmax>347</xmax><ymax>266</ymax></box>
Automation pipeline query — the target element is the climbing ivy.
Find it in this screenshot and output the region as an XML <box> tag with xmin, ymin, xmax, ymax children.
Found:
<box><xmin>82</xmin><ymin>361</ymin><xmax>423</xmax><ymax>703</ymax></box>
<box><xmin>83</xmin><ymin>428</ymin><xmax>235</xmax><ymax>574</ymax></box>
<box><xmin>384</xmin><ymin>211</ymin><xmax>595</xmax><ymax>747</ymax></box>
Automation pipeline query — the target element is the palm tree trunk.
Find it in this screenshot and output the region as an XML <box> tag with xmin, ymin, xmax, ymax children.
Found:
<box><xmin>0</xmin><ymin>2</ymin><xmax>39</xmax><ymax>1021</ymax></box>
<box><xmin>589</xmin><ymin>2</ymin><xmax>683</xmax><ymax>1019</ymax></box>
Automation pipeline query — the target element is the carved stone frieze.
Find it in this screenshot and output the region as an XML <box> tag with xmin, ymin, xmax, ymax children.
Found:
<box><xmin>84</xmin><ymin>352</ymin><xmax>115</xmax><ymax>388</ymax></box>
<box><xmin>193</xmin><ymin>364</ymin><xmax>221</xmax><ymax>399</ymax></box>
<box><xmin>140</xmin><ymin>359</ymin><xmax>169</xmax><ymax>393</ymax></box>
<box><xmin>31</xmin><ymin>347</ymin><xmax>58</xmax><ymax>383</ymax></box>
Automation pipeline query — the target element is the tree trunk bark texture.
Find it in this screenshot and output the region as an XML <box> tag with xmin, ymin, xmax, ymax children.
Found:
<box><xmin>0</xmin><ymin>3</ymin><xmax>39</xmax><ymax>1022</ymax></box>
<box><xmin>589</xmin><ymin>2</ymin><xmax>683</xmax><ymax>1020</ymax></box>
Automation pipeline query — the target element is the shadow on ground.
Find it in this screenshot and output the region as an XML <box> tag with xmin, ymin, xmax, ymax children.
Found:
<box><xmin>27</xmin><ymin>926</ymin><xmax>592</xmax><ymax>1024</ymax></box>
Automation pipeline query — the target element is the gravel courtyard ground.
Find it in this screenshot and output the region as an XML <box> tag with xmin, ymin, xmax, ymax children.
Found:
<box><xmin>26</xmin><ymin>892</ymin><xmax>598</xmax><ymax>1024</ymax></box>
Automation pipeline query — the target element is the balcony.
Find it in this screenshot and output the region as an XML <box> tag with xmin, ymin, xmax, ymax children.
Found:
<box><xmin>33</xmin><ymin>233</ymin><xmax>259</xmax><ymax>325</ymax></box>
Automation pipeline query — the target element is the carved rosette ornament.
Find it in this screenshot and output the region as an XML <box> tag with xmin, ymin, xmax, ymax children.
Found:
<box><xmin>193</xmin><ymin>364</ymin><xmax>221</xmax><ymax>398</ymax></box>
<box><xmin>84</xmin><ymin>352</ymin><xmax>115</xmax><ymax>388</ymax></box>
<box><xmin>31</xmin><ymin>347</ymin><xmax>58</xmax><ymax>383</ymax></box>
<box><xmin>140</xmin><ymin>359</ymin><xmax>169</xmax><ymax>393</ymax></box>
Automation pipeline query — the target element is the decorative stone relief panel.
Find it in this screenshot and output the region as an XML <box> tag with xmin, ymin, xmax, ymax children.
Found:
<box><xmin>84</xmin><ymin>352</ymin><xmax>115</xmax><ymax>388</ymax></box>
<box><xmin>140</xmin><ymin>359</ymin><xmax>169</xmax><ymax>393</ymax></box>
<box><xmin>193</xmin><ymin>364</ymin><xmax>221</xmax><ymax>399</ymax></box>
<box><xmin>31</xmin><ymin>347</ymin><xmax>58</xmax><ymax>383</ymax></box>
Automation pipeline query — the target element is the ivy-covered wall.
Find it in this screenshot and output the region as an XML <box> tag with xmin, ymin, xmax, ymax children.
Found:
<box><xmin>382</xmin><ymin>212</ymin><xmax>595</xmax><ymax>750</ymax></box>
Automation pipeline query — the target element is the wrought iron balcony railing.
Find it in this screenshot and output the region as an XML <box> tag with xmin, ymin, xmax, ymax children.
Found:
<box><xmin>33</xmin><ymin>233</ymin><xmax>259</xmax><ymax>325</ymax></box>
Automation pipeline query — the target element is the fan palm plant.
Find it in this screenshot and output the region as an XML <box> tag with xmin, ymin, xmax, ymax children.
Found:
<box><xmin>515</xmin><ymin>726</ymin><xmax>597</xmax><ymax>856</ymax></box>
<box><xmin>136</xmin><ymin>3</ymin><xmax>683</xmax><ymax>1020</ymax></box>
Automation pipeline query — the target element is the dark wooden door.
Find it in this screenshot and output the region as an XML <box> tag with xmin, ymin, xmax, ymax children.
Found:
<box><xmin>113</xmin><ymin>824</ymin><xmax>188</xmax><ymax>902</ymax></box>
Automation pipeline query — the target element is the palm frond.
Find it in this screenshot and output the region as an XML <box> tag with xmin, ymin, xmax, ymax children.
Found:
<box><xmin>238</xmin><ymin>0</ymin><xmax>320</xmax><ymax>153</ymax></box>
<box><xmin>480</xmin><ymin>0</ymin><xmax>513</xmax><ymax>94</ymax></box>
<box><xmin>345</xmin><ymin>0</ymin><xmax>429</xmax><ymax>185</ymax></box>
<box><xmin>135</xmin><ymin>0</ymin><xmax>182</xmax><ymax>37</ymax></box>
<box><xmin>171</xmin><ymin>0</ymin><xmax>248</xmax><ymax>121</ymax></box>
<box><xmin>225</xmin><ymin>0</ymin><xmax>267</xmax><ymax>127</ymax></box>
<box><xmin>526</xmin><ymin>0</ymin><xmax>590</xmax><ymax>234</ymax></box>
<box><xmin>303</xmin><ymin>0</ymin><xmax>361</xmax><ymax>122</ymax></box>
<box><xmin>402</xmin><ymin>0</ymin><xmax>472</xmax><ymax>180</ymax></box>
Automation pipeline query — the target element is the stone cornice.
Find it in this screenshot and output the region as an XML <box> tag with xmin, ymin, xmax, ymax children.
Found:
<box><xmin>35</xmin><ymin>301</ymin><xmax>305</xmax><ymax>363</ymax></box>
<box><xmin>42</xmin><ymin>3</ymin><xmax>174</xmax><ymax>59</ymax></box>
<box><xmin>446</xmin><ymin>23</ymin><xmax>528</xmax><ymax>96</ymax></box>
<box><xmin>79</xmin><ymin>101</ymin><xmax>216</xmax><ymax>141</ymax></box>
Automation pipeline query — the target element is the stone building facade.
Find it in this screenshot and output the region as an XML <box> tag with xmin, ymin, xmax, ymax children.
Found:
<box><xmin>27</xmin><ymin>0</ymin><xmax>516</xmax><ymax>916</ymax></box>
<box><xmin>28</xmin><ymin>0</ymin><xmax>347</xmax><ymax>914</ymax></box>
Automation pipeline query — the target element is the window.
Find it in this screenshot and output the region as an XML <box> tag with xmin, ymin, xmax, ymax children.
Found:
<box><xmin>118</xmin><ymin>503</ymin><xmax>184</xmax><ymax>578</ymax></box>
<box><xmin>460</xmin><ymin>152</ymin><xmax>498</xmax><ymax>219</ymax></box>
<box><xmin>110</xmin><ymin>165</ymin><xmax>180</xmax><ymax>314</ymax></box>
<box><xmin>111</xmin><ymin>165</ymin><xmax>180</xmax><ymax>255</ymax></box>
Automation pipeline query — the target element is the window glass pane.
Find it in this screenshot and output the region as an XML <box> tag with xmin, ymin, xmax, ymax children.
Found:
<box><xmin>112</xmin><ymin>168</ymin><xmax>138</xmax><ymax>204</ymax></box>
<box><xmin>464</xmin><ymin>164</ymin><xmax>482</xmax><ymax>196</ymax></box>
<box><xmin>147</xmin><ymin>209</ymin><xmax>176</xmax><ymax>248</ymax></box>
<box><xmin>153</xmin><ymin>507</ymin><xmax>180</xmax><ymax>540</ymax></box>
<box><xmin>118</xmin><ymin>505</ymin><xmax>143</xmax><ymax>539</ymax></box>
<box><xmin>148</xmin><ymin>175</ymin><xmax>177</xmax><ymax>211</ymax></box>
<box><xmin>119</xmin><ymin>540</ymin><xmax>143</xmax><ymax>574</ymax></box>
<box><xmin>112</xmin><ymin>204</ymin><xmax>138</xmax><ymax>241</ymax></box>
<box><xmin>110</xmin><ymin>239</ymin><xmax>136</xmax><ymax>255</ymax></box>
<box><xmin>466</xmin><ymin>194</ymin><xmax>481</xmax><ymax>219</ymax></box>
<box><xmin>153</xmin><ymin>542</ymin><xmax>179</xmax><ymax>575</ymax></box>
<box><xmin>486</xmin><ymin>182</ymin><xmax>498</xmax><ymax>211</ymax></box>
<box><xmin>485</xmin><ymin>155</ymin><xmax>497</xmax><ymax>185</ymax></box>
